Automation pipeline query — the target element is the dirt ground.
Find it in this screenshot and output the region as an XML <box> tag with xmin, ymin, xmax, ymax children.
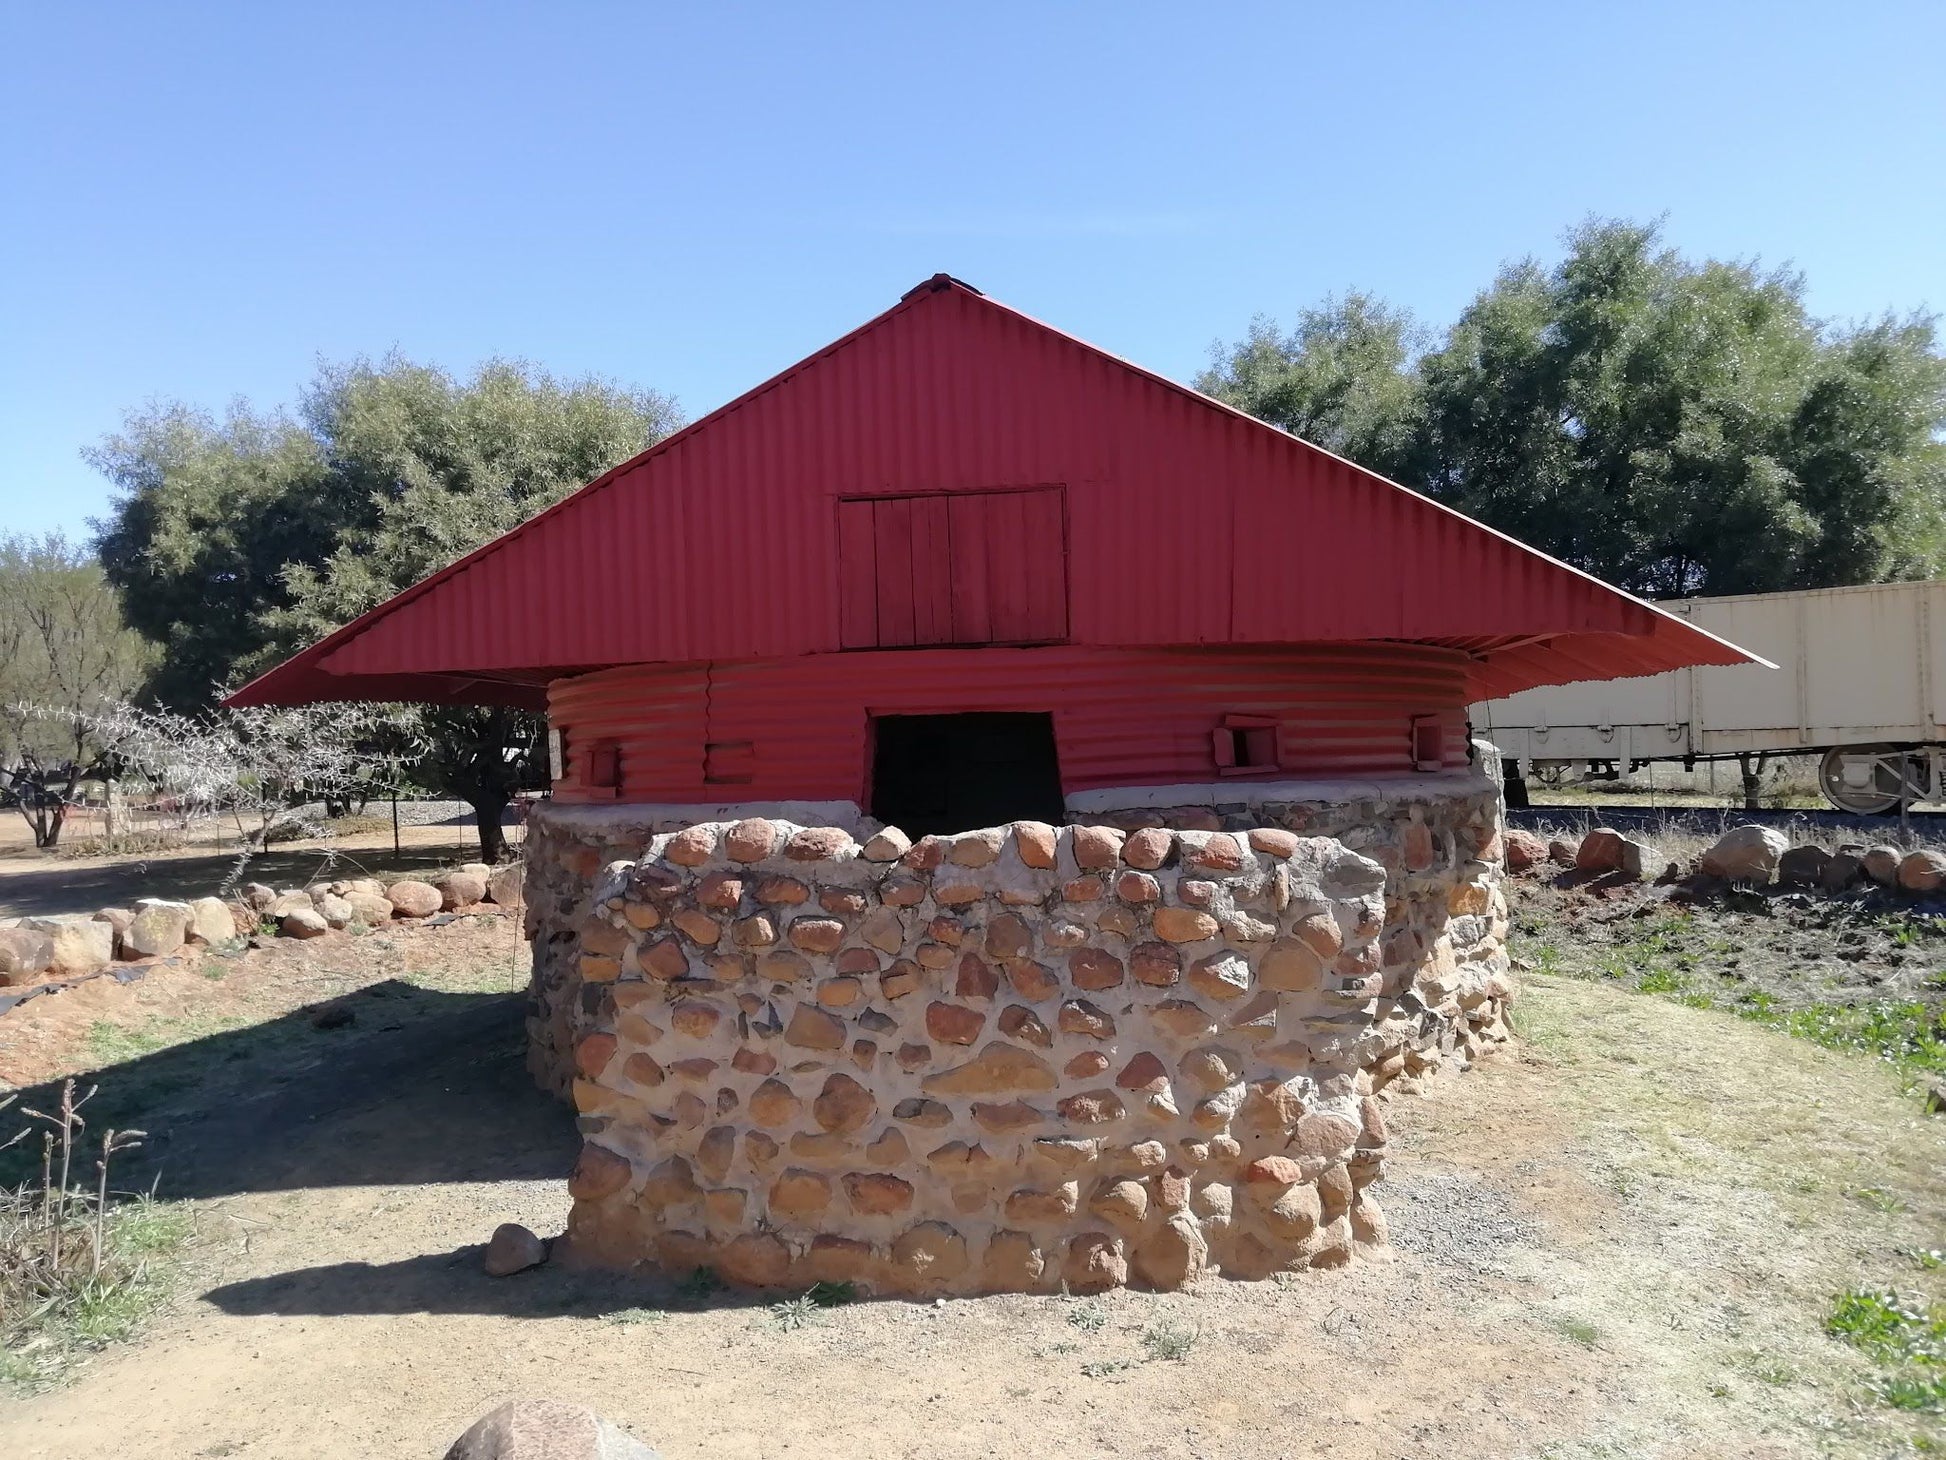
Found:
<box><xmin>1</xmin><ymin>903</ymin><xmax>1942</xmax><ymax>1458</ymax></box>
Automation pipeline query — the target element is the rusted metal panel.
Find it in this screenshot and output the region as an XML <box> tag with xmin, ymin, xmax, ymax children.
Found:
<box><xmin>547</xmin><ymin>643</ymin><xmax>1474</xmax><ymax>806</ymax></box>
<box><xmin>231</xmin><ymin>275</ymin><xmax>1757</xmax><ymax>711</ymax></box>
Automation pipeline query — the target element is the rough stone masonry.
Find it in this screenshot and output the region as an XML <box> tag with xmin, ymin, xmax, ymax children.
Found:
<box><xmin>519</xmin><ymin>768</ymin><xmax>1512</xmax><ymax>1295</ymax></box>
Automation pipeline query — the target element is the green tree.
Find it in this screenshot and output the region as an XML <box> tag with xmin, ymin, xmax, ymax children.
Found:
<box><xmin>1207</xmin><ymin>219</ymin><xmax>1946</xmax><ymax>598</ymax></box>
<box><xmin>90</xmin><ymin>404</ymin><xmax>349</xmax><ymax>710</ymax></box>
<box><xmin>91</xmin><ymin>357</ymin><xmax>680</xmax><ymax>860</ymax></box>
<box><xmin>1196</xmin><ymin>292</ymin><xmax>1426</xmax><ymax>484</ymax></box>
<box><xmin>0</xmin><ymin>533</ymin><xmax>154</xmax><ymax>846</ymax></box>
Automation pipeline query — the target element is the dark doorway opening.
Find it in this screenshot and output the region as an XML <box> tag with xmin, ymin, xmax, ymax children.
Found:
<box><xmin>868</xmin><ymin>712</ymin><xmax>1064</xmax><ymax>838</ymax></box>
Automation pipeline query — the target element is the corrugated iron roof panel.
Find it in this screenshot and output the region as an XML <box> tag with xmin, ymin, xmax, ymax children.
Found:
<box><xmin>228</xmin><ymin>276</ymin><xmax>1761</xmax><ymax>709</ymax></box>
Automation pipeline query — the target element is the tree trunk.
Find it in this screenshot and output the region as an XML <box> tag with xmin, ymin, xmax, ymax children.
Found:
<box><xmin>471</xmin><ymin>791</ymin><xmax>511</xmax><ymax>864</ymax></box>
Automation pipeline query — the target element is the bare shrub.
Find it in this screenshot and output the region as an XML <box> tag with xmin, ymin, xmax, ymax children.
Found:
<box><xmin>0</xmin><ymin>1082</ymin><xmax>186</xmax><ymax>1389</ymax></box>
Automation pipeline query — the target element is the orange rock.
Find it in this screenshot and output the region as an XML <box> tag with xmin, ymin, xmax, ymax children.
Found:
<box><xmin>843</xmin><ymin>1171</ymin><xmax>914</xmax><ymax>1215</ymax></box>
<box><xmin>1062</xmin><ymin>1231</ymin><xmax>1127</xmax><ymax>1293</ymax></box>
<box><xmin>748</xmin><ymin>1079</ymin><xmax>803</xmax><ymax>1128</ymax></box>
<box><xmin>1259</xmin><ymin>939</ymin><xmax>1324</xmax><ymax>992</ymax></box>
<box><xmin>921</xmin><ymin>1042</ymin><xmax>1058</xmax><ymax>1095</ymax></box>
<box><xmin>893</xmin><ymin>1097</ymin><xmax>953</xmax><ymax>1128</ymax></box>
<box><xmin>812</xmin><ymin>1073</ymin><xmax>877</xmax><ymax>1134</ymax></box>
<box><xmin>621</xmin><ymin>1053</ymin><xmax>664</xmax><ymax>1087</ymax></box>
<box><xmin>1122</xmin><ymin>827</ymin><xmax>1174</xmax><ymax>870</ymax></box>
<box><xmin>723</xmin><ymin>818</ymin><xmax>778</xmax><ymax>863</ymax></box>
<box><xmin>670</xmin><ymin>999</ymin><xmax>722</xmax><ymax>1038</ymax></box>
<box><xmin>972</xmin><ymin>1100</ymin><xmax>1047</xmax><ymax>1133</ymax></box>
<box><xmin>803</xmin><ymin>1233</ymin><xmax>876</xmax><ymax>1285</ymax></box>
<box><xmin>1005</xmin><ymin>958</ymin><xmax>1059</xmax><ymax>1001</ymax></box>
<box><xmin>1064</xmin><ymin>1051</ymin><xmax>1110</xmax><ymax>1079</ymax></box>
<box><xmin>889</xmin><ymin>1221</ymin><xmax>968</xmax><ymax>1291</ymax></box>
<box><xmin>1245</xmin><ymin>1155</ymin><xmax>1305</xmax><ymax>1186</ymax></box>
<box><xmin>954</xmin><ymin>954</ymin><xmax>1000</xmax><ymax>999</ymax></box>
<box><xmin>784</xmin><ymin>1004</ymin><xmax>847</xmax><ymax>1050</ymax></box>
<box><xmin>759</xmin><ymin>949</ymin><xmax>812</xmax><ymax>982</ymax></box>
<box><xmin>672</xmin><ymin>909</ymin><xmax>722</xmax><ymax>946</ymax></box>
<box><xmin>926</xmin><ymin>1000</ymin><xmax>986</xmax><ymax>1045</ymax></box>
<box><xmin>1057</xmin><ymin>1090</ymin><xmax>1125</xmax><ymax>1124</ymax></box>
<box><xmin>1129</xmin><ymin>941</ymin><xmax>1182</xmax><ymax>986</ymax></box>
<box><xmin>567</xmin><ymin>1142</ymin><xmax>632</xmax><ymax>1201</ymax></box>
<box><xmin>664</xmin><ymin>825</ymin><xmax>717</xmax><ymax>866</ymax></box>
<box><xmin>1011</xmin><ymin>821</ymin><xmax>1058</xmax><ymax>869</ymax></box>
<box><xmin>983</xmin><ymin>912</ymin><xmax>1033</xmax><ymax>958</ymax></box>
<box><xmin>1005</xmin><ymin>1183</ymin><xmax>1078</xmax><ymax>1221</ymax></box>
<box><xmin>1183</xmin><ymin>834</ymin><xmax>1245</xmax><ymax>872</ymax></box>
<box><xmin>719</xmin><ymin>1231</ymin><xmax>792</xmax><ymax>1287</ymax></box>
<box><xmin>768</xmin><ymin>1167</ymin><xmax>832</xmax><ymax>1217</ymax></box>
<box><xmin>787</xmin><ymin>917</ymin><xmax>846</xmax><ymax>954</ymax></box>
<box><xmin>998</xmin><ymin>1004</ymin><xmax>1052</xmax><ymax>1048</ymax></box>
<box><xmin>1068</xmin><ymin>948</ymin><xmax>1125</xmax><ymax>990</ymax></box>
<box><xmin>1152</xmin><ymin>907</ymin><xmax>1219</xmax><ymax>944</ymax></box>
<box><xmin>816</xmin><ymin>976</ymin><xmax>862</xmax><ymax>1007</ymax></box>
<box><xmin>1070</xmin><ymin>825</ymin><xmax>1125</xmax><ymax>871</ymax></box>
<box><xmin>1058</xmin><ymin>999</ymin><xmax>1115</xmax><ymax>1039</ymax></box>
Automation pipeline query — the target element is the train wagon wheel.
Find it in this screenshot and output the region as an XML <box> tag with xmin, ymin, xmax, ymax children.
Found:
<box><xmin>1817</xmin><ymin>744</ymin><xmax>1928</xmax><ymax>814</ymax></box>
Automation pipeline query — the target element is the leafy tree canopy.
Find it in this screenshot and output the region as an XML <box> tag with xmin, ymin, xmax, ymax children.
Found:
<box><xmin>1201</xmin><ymin>219</ymin><xmax>1946</xmax><ymax>597</ymax></box>
<box><xmin>90</xmin><ymin>357</ymin><xmax>680</xmax><ymax>858</ymax></box>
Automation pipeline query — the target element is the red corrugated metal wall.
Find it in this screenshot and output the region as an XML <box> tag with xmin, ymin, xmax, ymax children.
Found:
<box><xmin>547</xmin><ymin>643</ymin><xmax>1474</xmax><ymax>806</ymax></box>
<box><xmin>313</xmin><ymin>283</ymin><xmax>1663</xmax><ymax>682</ymax></box>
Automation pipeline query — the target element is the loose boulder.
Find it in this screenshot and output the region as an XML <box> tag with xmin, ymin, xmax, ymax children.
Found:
<box><xmin>1575</xmin><ymin>828</ymin><xmax>1653</xmax><ymax>880</ymax></box>
<box><xmin>387</xmin><ymin>880</ymin><xmax>443</xmax><ymax>918</ymax></box>
<box><xmin>443</xmin><ymin>1400</ymin><xmax>660</xmax><ymax>1460</ymax></box>
<box><xmin>483</xmin><ymin>1222</ymin><xmax>547</xmax><ymax>1276</ymax></box>
<box><xmin>19</xmin><ymin>914</ymin><xmax>114</xmax><ymax>976</ymax></box>
<box><xmin>343</xmin><ymin>890</ymin><xmax>394</xmax><ymax>927</ymax></box>
<box><xmin>486</xmin><ymin>864</ymin><xmax>525</xmax><ymax>908</ymax></box>
<box><xmin>437</xmin><ymin>871</ymin><xmax>489</xmax><ymax>910</ymax></box>
<box><xmin>266</xmin><ymin>890</ymin><xmax>314</xmax><ymax>919</ymax></box>
<box><xmin>0</xmin><ymin>927</ymin><xmax>55</xmax><ymax>984</ymax></box>
<box><xmin>313</xmin><ymin>893</ymin><xmax>356</xmax><ymax>930</ymax></box>
<box><xmin>281</xmin><ymin>907</ymin><xmax>331</xmax><ymax>939</ymax></box>
<box><xmin>186</xmin><ymin>896</ymin><xmax>239</xmax><ymax>944</ymax></box>
<box><xmin>1861</xmin><ymin>846</ymin><xmax>1902</xmax><ymax>885</ymax></box>
<box><xmin>1503</xmin><ymin>829</ymin><xmax>1549</xmax><ymax>875</ymax></box>
<box><xmin>123</xmin><ymin>899</ymin><xmax>192</xmax><ymax>958</ymax></box>
<box><xmin>1897</xmin><ymin>850</ymin><xmax>1946</xmax><ymax>893</ymax></box>
<box><xmin>1776</xmin><ymin>844</ymin><xmax>1832</xmax><ymax>889</ymax></box>
<box><xmin>1698</xmin><ymin>825</ymin><xmax>1790</xmax><ymax>884</ymax></box>
<box><xmin>1820</xmin><ymin>849</ymin><xmax>1865</xmax><ymax>894</ymax></box>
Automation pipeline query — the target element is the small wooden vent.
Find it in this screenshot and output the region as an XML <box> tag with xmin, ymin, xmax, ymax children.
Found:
<box><xmin>1212</xmin><ymin>714</ymin><xmax>1280</xmax><ymax>776</ymax></box>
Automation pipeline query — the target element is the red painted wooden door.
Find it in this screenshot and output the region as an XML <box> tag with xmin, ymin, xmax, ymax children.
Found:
<box><xmin>838</xmin><ymin>488</ymin><xmax>1067</xmax><ymax>649</ymax></box>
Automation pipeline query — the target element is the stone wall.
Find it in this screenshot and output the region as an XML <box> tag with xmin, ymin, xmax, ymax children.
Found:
<box><xmin>519</xmin><ymin>766</ymin><xmax>1511</xmax><ymax>1294</ymax></box>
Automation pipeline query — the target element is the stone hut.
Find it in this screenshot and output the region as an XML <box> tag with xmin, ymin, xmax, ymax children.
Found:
<box><xmin>230</xmin><ymin>275</ymin><xmax>1756</xmax><ymax>1292</ymax></box>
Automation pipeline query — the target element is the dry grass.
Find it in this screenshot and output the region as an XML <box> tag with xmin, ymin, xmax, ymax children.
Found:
<box><xmin>1493</xmin><ymin>977</ymin><xmax>1946</xmax><ymax>1453</ymax></box>
<box><xmin>1</xmin><ymin>1085</ymin><xmax>192</xmax><ymax>1392</ymax></box>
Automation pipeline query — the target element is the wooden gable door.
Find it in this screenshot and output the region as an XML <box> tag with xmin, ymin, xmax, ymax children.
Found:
<box><xmin>837</xmin><ymin>487</ymin><xmax>1068</xmax><ymax>649</ymax></box>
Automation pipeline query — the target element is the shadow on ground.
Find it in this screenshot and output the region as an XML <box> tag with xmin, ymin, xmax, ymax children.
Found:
<box><xmin>202</xmin><ymin>1248</ymin><xmax>789</xmax><ymax>1321</ymax></box>
<box><xmin>1</xmin><ymin>982</ymin><xmax>576</xmax><ymax>1199</ymax></box>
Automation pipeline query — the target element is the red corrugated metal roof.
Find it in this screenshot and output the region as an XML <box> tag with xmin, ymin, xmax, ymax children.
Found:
<box><xmin>226</xmin><ymin>275</ymin><xmax>1764</xmax><ymax>709</ymax></box>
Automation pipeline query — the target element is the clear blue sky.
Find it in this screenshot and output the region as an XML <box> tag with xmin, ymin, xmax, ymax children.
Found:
<box><xmin>3</xmin><ymin>1</ymin><xmax>1941</xmax><ymax>539</ymax></box>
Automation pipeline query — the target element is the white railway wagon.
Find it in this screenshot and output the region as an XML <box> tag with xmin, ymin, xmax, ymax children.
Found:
<box><xmin>1472</xmin><ymin>580</ymin><xmax>1946</xmax><ymax>813</ymax></box>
